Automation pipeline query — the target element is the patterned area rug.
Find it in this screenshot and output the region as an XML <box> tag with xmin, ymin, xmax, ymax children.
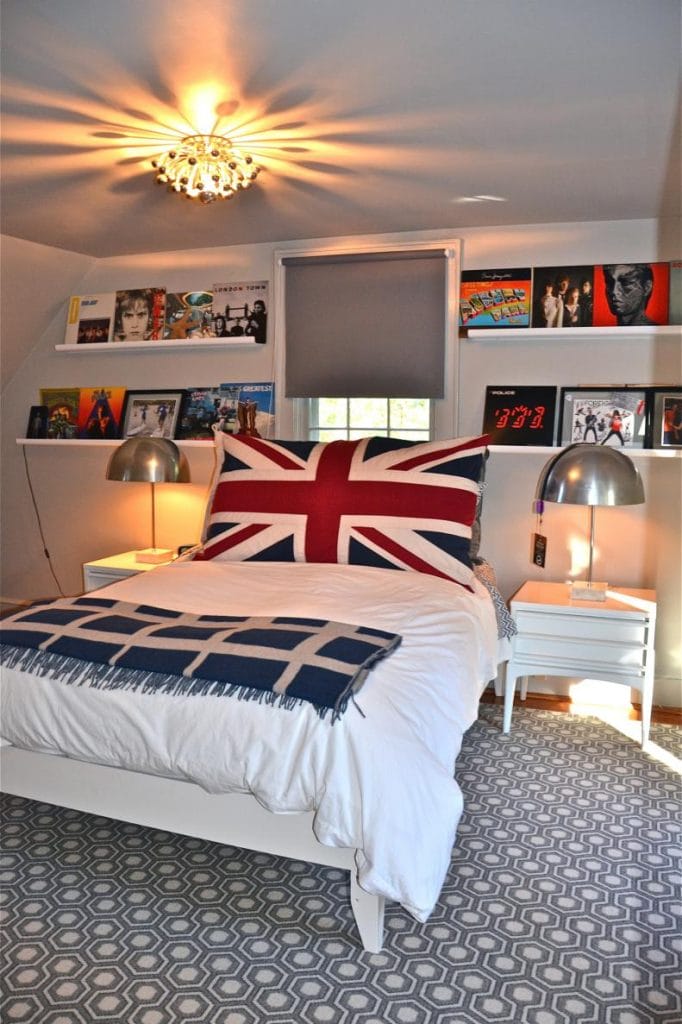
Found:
<box><xmin>1</xmin><ymin>706</ymin><xmax>680</xmax><ymax>1024</ymax></box>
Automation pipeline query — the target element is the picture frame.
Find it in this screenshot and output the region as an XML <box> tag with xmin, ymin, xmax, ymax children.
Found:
<box><xmin>558</xmin><ymin>387</ymin><xmax>648</xmax><ymax>449</ymax></box>
<box><xmin>482</xmin><ymin>385</ymin><xmax>557</xmax><ymax>445</ymax></box>
<box><xmin>26</xmin><ymin>405</ymin><xmax>48</xmax><ymax>439</ymax></box>
<box><xmin>649</xmin><ymin>387</ymin><xmax>682</xmax><ymax>449</ymax></box>
<box><xmin>119</xmin><ymin>390</ymin><xmax>185</xmax><ymax>440</ymax></box>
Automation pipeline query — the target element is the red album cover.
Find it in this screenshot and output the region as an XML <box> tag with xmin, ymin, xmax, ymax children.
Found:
<box><xmin>593</xmin><ymin>263</ymin><xmax>670</xmax><ymax>327</ymax></box>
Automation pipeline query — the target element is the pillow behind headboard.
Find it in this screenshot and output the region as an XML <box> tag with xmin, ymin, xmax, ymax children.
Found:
<box><xmin>195</xmin><ymin>433</ymin><xmax>489</xmax><ymax>587</ymax></box>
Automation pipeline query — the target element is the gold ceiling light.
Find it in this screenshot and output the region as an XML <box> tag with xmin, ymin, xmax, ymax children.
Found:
<box><xmin>152</xmin><ymin>134</ymin><xmax>260</xmax><ymax>205</ymax></box>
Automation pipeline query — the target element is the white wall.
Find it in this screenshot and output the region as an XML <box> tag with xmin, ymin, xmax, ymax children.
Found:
<box><xmin>1</xmin><ymin>219</ymin><xmax>680</xmax><ymax>705</ymax></box>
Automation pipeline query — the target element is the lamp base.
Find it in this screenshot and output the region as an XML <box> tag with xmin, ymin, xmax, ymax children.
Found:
<box><xmin>570</xmin><ymin>580</ymin><xmax>608</xmax><ymax>602</ymax></box>
<box><xmin>135</xmin><ymin>548</ymin><xmax>173</xmax><ymax>564</ymax></box>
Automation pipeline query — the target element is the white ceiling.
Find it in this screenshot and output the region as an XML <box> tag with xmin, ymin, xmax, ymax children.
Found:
<box><xmin>1</xmin><ymin>0</ymin><xmax>680</xmax><ymax>258</ymax></box>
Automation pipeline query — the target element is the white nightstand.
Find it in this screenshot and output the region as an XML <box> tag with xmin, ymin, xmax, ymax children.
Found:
<box><xmin>504</xmin><ymin>580</ymin><xmax>657</xmax><ymax>747</ymax></box>
<box><xmin>83</xmin><ymin>550</ymin><xmax>174</xmax><ymax>592</ymax></box>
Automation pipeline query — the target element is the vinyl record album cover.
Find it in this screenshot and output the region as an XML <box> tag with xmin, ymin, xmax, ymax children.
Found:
<box><xmin>63</xmin><ymin>294</ymin><xmax>115</xmax><ymax>345</ymax></box>
<box><xmin>460</xmin><ymin>269</ymin><xmax>531</xmax><ymax>328</ymax></box>
<box><xmin>482</xmin><ymin>385</ymin><xmax>557</xmax><ymax>445</ymax></box>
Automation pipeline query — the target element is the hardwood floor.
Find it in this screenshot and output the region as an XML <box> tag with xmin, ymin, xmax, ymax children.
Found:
<box><xmin>481</xmin><ymin>689</ymin><xmax>682</xmax><ymax>726</ymax></box>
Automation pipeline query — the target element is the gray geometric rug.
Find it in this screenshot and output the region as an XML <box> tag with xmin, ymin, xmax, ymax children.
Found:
<box><xmin>1</xmin><ymin>706</ymin><xmax>680</xmax><ymax>1024</ymax></box>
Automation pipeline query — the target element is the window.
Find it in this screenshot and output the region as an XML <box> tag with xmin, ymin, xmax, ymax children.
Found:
<box><xmin>307</xmin><ymin>398</ymin><xmax>432</xmax><ymax>442</ymax></box>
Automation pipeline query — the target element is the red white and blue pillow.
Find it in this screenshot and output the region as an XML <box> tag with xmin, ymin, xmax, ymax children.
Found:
<box><xmin>196</xmin><ymin>433</ymin><xmax>489</xmax><ymax>587</ymax></box>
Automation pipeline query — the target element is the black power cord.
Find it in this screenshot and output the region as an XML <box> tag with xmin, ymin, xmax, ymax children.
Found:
<box><xmin>22</xmin><ymin>445</ymin><xmax>66</xmax><ymax>597</ymax></box>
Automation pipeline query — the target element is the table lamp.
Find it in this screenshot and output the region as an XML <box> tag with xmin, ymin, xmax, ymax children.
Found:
<box><xmin>535</xmin><ymin>442</ymin><xmax>645</xmax><ymax>600</ymax></box>
<box><xmin>106</xmin><ymin>437</ymin><xmax>189</xmax><ymax>563</ymax></box>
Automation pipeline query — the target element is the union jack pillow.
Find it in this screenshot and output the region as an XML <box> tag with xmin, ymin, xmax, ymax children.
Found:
<box><xmin>196</xmin><ymin>433</ymin><xmax>489</xmax><ymax>586</ymax></box>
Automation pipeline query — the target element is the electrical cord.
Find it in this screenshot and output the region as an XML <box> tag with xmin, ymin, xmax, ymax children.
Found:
<box><xmin>22</xmin><ymin>445</ymin><xmax>66</xmax><ymax>597</ymax></box>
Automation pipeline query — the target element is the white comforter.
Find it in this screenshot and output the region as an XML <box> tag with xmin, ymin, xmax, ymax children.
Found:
<box><xmin>0</xmin><ymin>560</ymin><xmax>499</xmax><ymax>921</ymax></box>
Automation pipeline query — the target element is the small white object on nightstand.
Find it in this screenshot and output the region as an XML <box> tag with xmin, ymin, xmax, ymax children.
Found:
<box><xmin>83</xmin><ymin>550</ymin><xmax>174</xmax><ymax>592</ymax></box>
<box><xmin>504</xmin><ymin>580</ymin><xmax>657</xmax><ymax>747</ymax></box>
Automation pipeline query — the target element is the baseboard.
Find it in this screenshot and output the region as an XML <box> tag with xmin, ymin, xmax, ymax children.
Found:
<box><xmin>481</xmin><ymin>688</ymin><xmax>682</xmax><ymax>726</ymax></box>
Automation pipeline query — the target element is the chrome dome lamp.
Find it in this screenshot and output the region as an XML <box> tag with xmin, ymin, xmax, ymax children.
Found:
<box><xmin>107</xmin><ymin>437</ymin><xmax>189</xmax><ymax>563</ymax></box>
<box><xmin>535</xmin><ymin>442</ymin><xmax>645</xmax><ymax>600</ymax></box>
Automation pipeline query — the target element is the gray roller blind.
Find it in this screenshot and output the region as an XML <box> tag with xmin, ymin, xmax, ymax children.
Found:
<box><xmin>284</xmin><ymin>249</ymin><xmax>447</xmax><ymax>398</ymax></box>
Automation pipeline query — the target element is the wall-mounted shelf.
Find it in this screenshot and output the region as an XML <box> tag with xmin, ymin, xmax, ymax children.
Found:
<box><xmin>16</xmin><ymin>439</ymin><xmax>218</xmax><ymax>449</ymax></box>
<box><xmin>16</xmin><ymin>439</ymin><xmax>681</xmax><ymax>459</ymax></box>
<box><xmin>54</xmin><ymin>339</ymin><xmax>259</xmax><ymax>353</ymax></box>
<box><xmin>488</xmin><ymin>444</ymin><xmax>681</xmax><ymax>459</ymax></box>
<box><xmin>466</xmin><ymin>325</ymin><xmax>682</xmax><ymax>340</ymax></box>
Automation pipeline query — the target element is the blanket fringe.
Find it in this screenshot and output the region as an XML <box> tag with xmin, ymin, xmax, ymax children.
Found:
<box><xmin>0</xmin><ymin>644</ymin><xmax>337</xmax><ymax>719</ymax></box>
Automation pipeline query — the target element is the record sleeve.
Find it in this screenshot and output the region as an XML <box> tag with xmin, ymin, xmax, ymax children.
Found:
<box><xmin>482</xmin><ymin>385</ymin><xmax>557</xmax><ymax>445</ymax></box>
<box><xmin>459</xmin><ymin>269</ymin><xmax>531</xmax><ymax>328</ymax></box>
<box><xmin>63</xmin><ymin>294</ymin><xmax>115</xmax><ymax>345</ymax></box>
<box><xmin>592</xmin><ymin>263</ymin><xmax>670</xmax><ymax>327</ymax></box>
<box><xmin>77</xmin><ymin>387</ymin><xmax>127</xmax><ymax>439</ymax></box>
<box><xmin>39</xmin><ymin>388</ymin><xmax>81</xmax><ymax>439</ymax></box>
<box><xmin>212</xmin><ymin>280</ymin><xmax>269</xmax><ymax>342</ymax></box>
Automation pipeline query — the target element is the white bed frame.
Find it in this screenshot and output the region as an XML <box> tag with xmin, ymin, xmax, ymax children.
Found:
<box><xmin>0</xmin><ymin>742</ymin><xmax>385</xmax><ymax>952</ymax></box>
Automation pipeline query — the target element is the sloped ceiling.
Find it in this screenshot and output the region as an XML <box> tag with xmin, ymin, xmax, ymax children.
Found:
<box><xmin>1</xmin><ymin>0</ymin><xmax>680</xmax><ymax>258</ymax></box>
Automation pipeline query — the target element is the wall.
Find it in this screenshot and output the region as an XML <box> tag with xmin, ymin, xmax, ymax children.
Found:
<box><xmin>1</xmin><ymin>219</ymin><xmax>680</xmax><ymax>706</ymax></box>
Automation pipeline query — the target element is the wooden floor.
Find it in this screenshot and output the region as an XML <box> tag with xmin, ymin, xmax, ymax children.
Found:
<box><xmin>481</xmin><ymin>689</ymin><xmax>682</xmax><ymax>726</ymax></box>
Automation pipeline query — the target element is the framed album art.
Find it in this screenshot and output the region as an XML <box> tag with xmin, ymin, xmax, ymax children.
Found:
<box><xmin>649</xmin><ymin>387</ymin><xmax>682</xmax><ymax>449</ymax></box>
<box><xmin>119</xmin><ymin>390</ymin><xmax>184</xmax><ymax>439</ymax></box>
<box><xmin>482</xmin><ymin>385</ymin><xmax>557</xmax><ymax>445</ymax></box>
<box><xmin>558</xmin><ymin>387</ymin><xmax>648</xmax><ymax>448</ymax></box>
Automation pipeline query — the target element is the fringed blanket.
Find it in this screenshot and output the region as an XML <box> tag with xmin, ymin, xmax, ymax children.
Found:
<box><xmin>0</xmin><ymin>596</ymin><xmax>402</xmax><ymax>721</ymax></box>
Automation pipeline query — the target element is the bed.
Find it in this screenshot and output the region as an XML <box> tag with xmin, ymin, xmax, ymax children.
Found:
<box><xmin>0</xmin><ymin>432</ymin><xmax>509</xmax><ymax>951</ymax></box>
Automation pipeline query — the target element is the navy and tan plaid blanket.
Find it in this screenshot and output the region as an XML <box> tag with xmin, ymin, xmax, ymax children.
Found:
<box><xmin>0</xmin><ymin>596</ymin><xmax>402</xmax><ymax>721</ymax></box>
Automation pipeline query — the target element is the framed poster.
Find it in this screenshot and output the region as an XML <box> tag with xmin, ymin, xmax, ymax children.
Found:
<box><xmin>119</xmin><ymin>390</ymin><xmax>184</xmax><ymax>439</ymax></box>
<box><xmin>459</xmin><ymin>269</ymin><xmax>531</xmax><ymax>328</ymax></box>
<box><xmin>482</xmin><ymin>386</ymin><xmax>557</xmax><ymax>445</ymax></box>
<box><xmin>558</xmin><ymin>387</ymin><xmax>648</xmax><ymax>448</ymax></box>
<box><xmin>592</xmin><ymin>263</ymin><xmax>670</xmax><ymax>327</ymax></box>
<box><xmin>649</xmin><ymin>387</ymin><xmax>682</xmax><ymax>449</ymax></box>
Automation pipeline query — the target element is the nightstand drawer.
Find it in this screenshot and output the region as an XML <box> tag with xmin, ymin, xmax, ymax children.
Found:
<box><xmin>84</xmin><ymin>567</ymin><xmax>136</xmax><ymax>591</ymax></box>
<box><xmin>514</xmin><ymin>610</ymin><xmax>648</xmax><ymax>646</ymax></box>
<box><xmin>513</xmin><ymin>633</ymin><xmax>646</xmax><ymax>669</ymax></box>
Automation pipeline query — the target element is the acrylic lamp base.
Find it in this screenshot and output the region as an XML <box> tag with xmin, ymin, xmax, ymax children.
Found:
<box><xmin>570</xmin><ymin>580</ymin><xmax>608</xmax><ymax>602</ymax></box>
<box><xmin>135</xmin><ymin>548</ymin><xmax>173</xmax><ymax>564</ymax></box>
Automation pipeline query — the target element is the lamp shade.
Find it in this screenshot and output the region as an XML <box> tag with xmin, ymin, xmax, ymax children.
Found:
<box><xmin>535</xmin><ymin>443</ymin><xmax>645</xmax><ymax>507</ymax></box>
<box><xmin>106</xmin><ymin>437</ymin><xmax>188</xmax><ymax>483</ymax></box>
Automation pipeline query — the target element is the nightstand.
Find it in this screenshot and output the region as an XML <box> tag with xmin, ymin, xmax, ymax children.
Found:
<box><xmin>83</xmin><ymin>550</ymin><xmax>174</xmax><ymax>592</ymax></box>
<box><xmin>504</xmin><ymin>580</ymin><xmax>657</xmax><ymax>747</ymax></box>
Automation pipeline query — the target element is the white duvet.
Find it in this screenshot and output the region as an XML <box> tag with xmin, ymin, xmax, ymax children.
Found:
<box><xmin>0</xmin><ymin>560</ymin><xmax>499</xmax><ymax>921</ymax></box>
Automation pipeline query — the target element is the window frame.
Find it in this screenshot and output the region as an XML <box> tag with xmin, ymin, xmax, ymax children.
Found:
<box><xmin>305</xmin><ymin>397</ymin><xmax>435</xmax><ymax>441</ymax></box>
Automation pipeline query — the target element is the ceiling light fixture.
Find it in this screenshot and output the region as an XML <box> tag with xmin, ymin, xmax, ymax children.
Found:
<box><xmin>152</xmin><ymin>134</ymin><xmax>260</xmax><ymax>205</ymax></box>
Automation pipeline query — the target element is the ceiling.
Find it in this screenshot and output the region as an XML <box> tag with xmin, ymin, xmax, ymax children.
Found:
<box><xmin>1</xmin><ymin>0</ymin><xmax>680</xmax><ymax>258</ymax></box>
